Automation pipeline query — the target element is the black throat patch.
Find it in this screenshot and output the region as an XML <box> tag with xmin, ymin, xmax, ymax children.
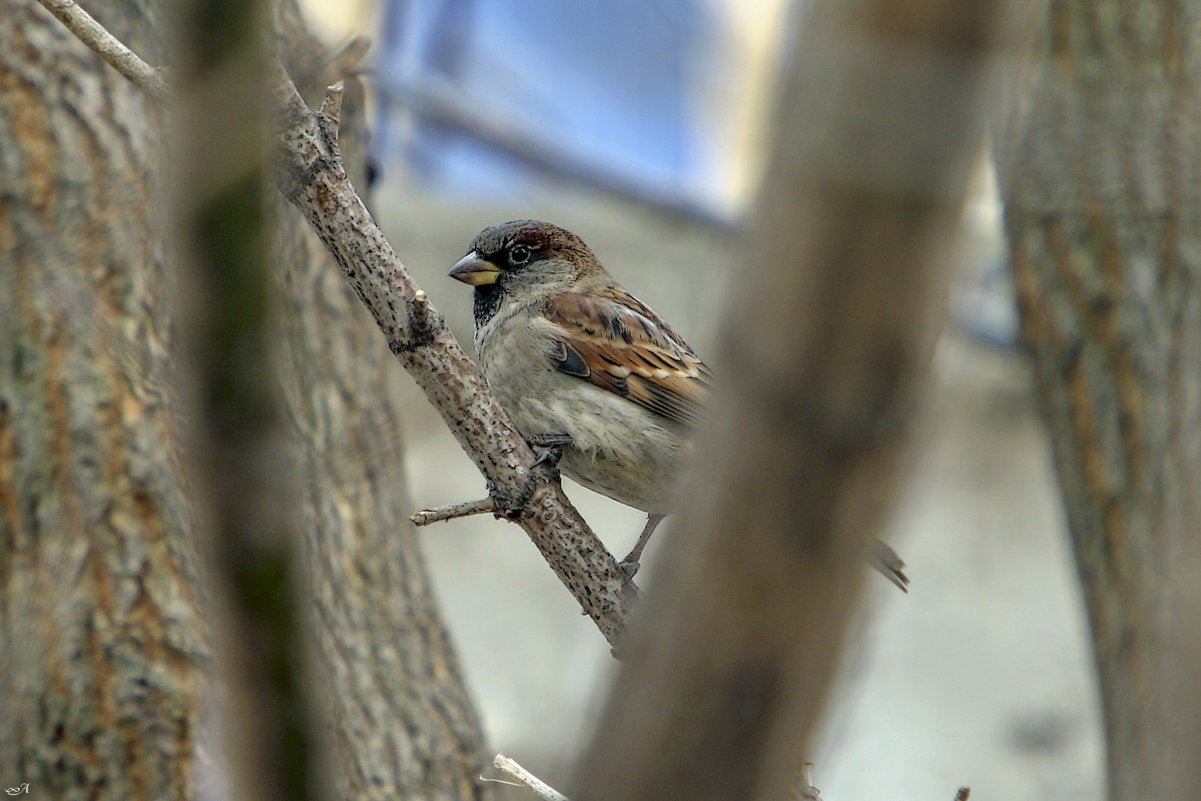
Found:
<box><xmin>473</xmin><ymin>284</ymin><xmax>504</xmax><ymax>329</ymax></box>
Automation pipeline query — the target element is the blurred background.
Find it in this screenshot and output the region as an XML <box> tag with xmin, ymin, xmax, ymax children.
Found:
<box><xmin>300</xmin><ymin>1</ymin><xmax>1103</xmax><ymax>798</ymax></box>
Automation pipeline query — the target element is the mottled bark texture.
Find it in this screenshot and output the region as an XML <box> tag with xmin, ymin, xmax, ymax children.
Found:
<box><xmin>995</xmin><ymin>3</ymin><xmax>1201</xmax><ymax>800</ymax></box>
<box><xmin>0</xmin><ymin>2</ymin><xmax>209</xmax><ymax>800</ymax></box>
<box><xmin>571</xmin><ymin>2</ymin><xmax>1015</xmax><ymax>800</ymax></box>
<box><xmin>274</xmin><ymin>9</ymin><xmax>493</xmax><ymax>801</ymax></box>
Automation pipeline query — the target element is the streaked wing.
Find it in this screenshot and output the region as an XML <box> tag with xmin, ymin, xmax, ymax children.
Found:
<box><xmin>543</xmin><ymin>290</ymin><xmax>711</xmax><ymax>426</ymax></box>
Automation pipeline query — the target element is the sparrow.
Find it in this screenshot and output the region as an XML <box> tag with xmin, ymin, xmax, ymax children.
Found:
<box><xmin>449</xmin><ymin>219</ymin><xmax>909</xmax><ymax>590</ymax></box>
<box><xmin>449</xmin><ymin>219</ymin><xmax>705</xmax><ymax>572</ymax></box>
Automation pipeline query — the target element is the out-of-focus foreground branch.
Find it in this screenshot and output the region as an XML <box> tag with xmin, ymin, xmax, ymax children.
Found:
<box><xmin>571</xmin><ymin>2</ymin><xmax>1020</xmax><ymax>800</ymax></box>
<box><xmin>169</xmin><ymin>0</ymin><xmax>324</xmax><ymax>799</ymax></box>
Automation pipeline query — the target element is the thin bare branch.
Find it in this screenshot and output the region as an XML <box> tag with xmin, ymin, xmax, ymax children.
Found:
<box><xmin>494</xmin><ymin>755</ymin><xmax>570</xmax><ymax>801</ymax></box>
<box><xmin>411</xmin><ymin>497</ymin><xmax>498</xmax><ymax>526</ymax></box>
<box><xmin>319</xmin><ymin>80</ymin><xmax>344</xmax><ymax>126</ymax></box>
<box><xmin>33</xmin><ymin>0</ymin><xmax>167</xmax><ymax>98</ymax></box>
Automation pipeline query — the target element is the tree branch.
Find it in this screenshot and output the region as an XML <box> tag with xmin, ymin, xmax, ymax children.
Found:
<box><xmin>493</xmin><ymin>755</ymin><xmax>570</xmax><ymax>801</ymax></box>
<box><xmin>411</xmin><ymin>497</ymin><xmax>498</xmax><ymax>526</ymax></box>
<box><xmin>36</xmin><ymin>0</ymin><xmax>636</xmax><ymax>648</ymax></box>
<box><xmin>34</xmin><ymin>0</ymin><xmax>167</xmax><ymax>98</ymax></box>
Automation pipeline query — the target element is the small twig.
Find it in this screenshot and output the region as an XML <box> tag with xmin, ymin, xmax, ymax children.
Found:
<box><xmin>493</xmin><ymin>754</ymin><xmax>570</xmax><ymax>801</ymax></box>
<box><xmin>409</xmin><ymin>289</ymin><xmax>431</xmax><ymax>338</ymax></box>
<box><xmin>479</xmin><ymin>775</ymin><xmax>524</xmax><ymax>790</ymax></box>
<box><xmin>410</xmin><ymin>497</ymin><xmax>498</xmax><ymax>526</ymax></box>
<box><xmin>319</xmin><ymin>81</ymin><xmax>344</xmax><ymax>127</ymax></box>
<box><xmin>33</xmin><ymin>0</ymin><xmax>168</xmax><ymax>99</ymax></box>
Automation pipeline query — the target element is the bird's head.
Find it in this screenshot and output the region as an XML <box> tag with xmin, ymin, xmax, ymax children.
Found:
<box><xmin>449</xmin><ymin>220</ymin><xmax>601</xmax><ymax>317</ymax></box>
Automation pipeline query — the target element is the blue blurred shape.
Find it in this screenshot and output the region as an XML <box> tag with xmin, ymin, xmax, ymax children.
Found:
<box><xmin>375</xmin><ymin>0</ymin><xmax>719</xmax><ymax>220</ymax></box>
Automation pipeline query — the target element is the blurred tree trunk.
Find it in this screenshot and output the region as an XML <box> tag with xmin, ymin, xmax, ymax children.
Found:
<box><xmin>1</xmin><ymin>1</ymin><xmax>490</xmax><ymax>799</ymax></box>
<box><xmin>0</xmin><ymin>2</ymin><xmax>210</xmax><ymax>800</ymax></box>
<box><xmin>996</xmin><ymin>2</ymin><xmax>1201</xmax><ymax>800</ymax></box>
<box><xmin>572</xmin><ymin>2</ymin><xmax>1013</xmax><ymax>800</ymax></box>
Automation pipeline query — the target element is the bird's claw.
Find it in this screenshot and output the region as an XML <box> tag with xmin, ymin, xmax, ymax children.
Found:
<box><xmin>528</xmin><ymin>433</ymin><xmax>574</xmax><ymax>469</ymax></box>
<box><xmin>530</xmin><ymin>450</ymin><xmax>559</xmax><ymax>469</ymax></box>
<box><xmin>616</xmin><ymin>513</ymin><xmax>664</xmax><ymax>583</ymax></box>
<box><xmin>618</xmin><ymin>559</ymin><xmax>641</xmax><ymax>583</ymax></box>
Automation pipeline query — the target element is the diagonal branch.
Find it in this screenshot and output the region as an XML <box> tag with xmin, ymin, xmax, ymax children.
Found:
<box><xmin>36</xmin><ymin>0</ymin><xmax>636</xmax><ymax>648</ymax></box>
<box><xmin>272</xmin><ymin>77</ymin><xmax>635</xmax><ymax>646</ymax></box>
<box><xmin>35</xmin><ymin>0</ymin><xmax>168</xmax><ymax>98</ymax></box>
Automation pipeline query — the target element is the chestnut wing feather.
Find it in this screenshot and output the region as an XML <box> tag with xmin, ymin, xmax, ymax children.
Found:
<box><xmin>544</xmin><ymin>291</ymin><xmax>710</xmax><ymax>427</ymax></box>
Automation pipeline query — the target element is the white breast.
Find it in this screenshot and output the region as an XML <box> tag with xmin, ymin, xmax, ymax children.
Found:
<box><xmin>475</xmin><ymin>308</ymin><xmax>687</xmax><ymax>513</ymax></box>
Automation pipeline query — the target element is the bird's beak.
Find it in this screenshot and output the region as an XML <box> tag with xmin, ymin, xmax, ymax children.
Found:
<box><xmin>448</xmin><ymin>252</ymin><xmax>502</xmax><ymax>286</ymax></box>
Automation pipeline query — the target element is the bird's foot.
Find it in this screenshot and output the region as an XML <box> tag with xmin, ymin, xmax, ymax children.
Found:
<box><xmin>615</xmin><ymin>513</ymin><xmax>665</xmax><ymax>584</ymax></box>
<box><xmin>617</xmin><ymin>558</ymin><xmax>641</xmax><ymax>583</ymax></box>
<box><xmin>528</xmin><ymin>433</ymin><xmax>574</xmax><ymax>469</ymax></box>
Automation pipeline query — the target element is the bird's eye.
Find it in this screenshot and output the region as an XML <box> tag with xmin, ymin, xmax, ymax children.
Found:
<box><xmin>508</xmin><ymin>244</ymin><xmax>533</xmax><ymax>265</ymax></box>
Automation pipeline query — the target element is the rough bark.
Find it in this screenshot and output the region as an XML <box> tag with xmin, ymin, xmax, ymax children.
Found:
<box><xmin>995</xmin><ymin>2</ymin><xmax>1201</xmax><ymax>800</ymax></box>
<box><xmin>274</xmin><ymin>9</ymin><xmax>493</xmax><ymax>800</ymax></box>
<box><xmin>0</xmin><ymin>2</ymin><xmax>209</xmax><ymax>800</ymax></box>
<box><xmin>570</xmin><ymin>2</ymin><xmax>1015</xmax><ymax>800</ymax></box>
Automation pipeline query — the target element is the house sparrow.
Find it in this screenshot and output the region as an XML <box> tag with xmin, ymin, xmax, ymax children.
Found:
<box><xmin>449</xmin><ymin>219</ymin><xmax>909</xmax><ymax>590</ymax></box>
<box><xmin>448</xmin><ymin>220</ymin><xmax>705</xmax><ymax>572</ymax></box>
